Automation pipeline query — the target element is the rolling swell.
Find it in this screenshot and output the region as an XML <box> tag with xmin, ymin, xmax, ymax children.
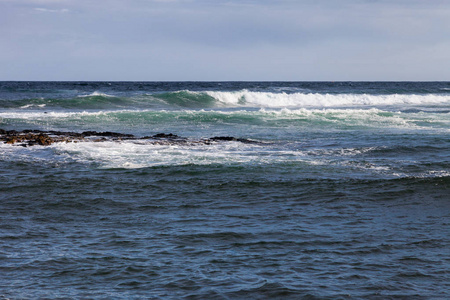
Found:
<box><xmin>2</xmin><ymin>88</ymin><xmax>449</xmax><ymax>110</ymax></box>
<box><xmin>0</xmin><ymin>94</ymin><xmax>135</xmax><ymax>110</ymax></box>
<box><xmin>0</xmin><ymin>91</ymin><xmax>221</xmax><ymax>110</ymax></box>
<box><xmin>152</xmin><ymin>90</ymin><xmax>218</xmax><ymax>108</ymax></box>
<box><xmin>0</xmin><ymin>91</ymin><xmax>229</xmax><ymax>110</ymax></box>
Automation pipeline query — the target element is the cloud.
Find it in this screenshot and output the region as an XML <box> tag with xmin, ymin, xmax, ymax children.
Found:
<box><xmin>34</xmin><ymin>7</ymin><xmax>69</xmax><ymax>13</ymax></box>
<box><xmin>0</xmin><ymin>0</ymin><xmax>449</xmax><ymax>80</ymax></box>
<box><xmin>0</xmin><ymin>0</ymin><xmax>68</xmax><ymax>3</ymax></box>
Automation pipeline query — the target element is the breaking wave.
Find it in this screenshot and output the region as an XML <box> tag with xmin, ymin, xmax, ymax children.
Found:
<box><xmin>2</xmin><ymin>90</ymin><xmax>449</xmax><ymax>110</ymax></box>
<box><xmin>204</xmin><ymin>90</ymin><xmax>450</xmax><ymax>108</ymax></box>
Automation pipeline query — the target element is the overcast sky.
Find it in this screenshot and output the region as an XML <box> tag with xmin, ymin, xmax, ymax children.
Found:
<box><xmin>1</xmin><ymin>0</ymin><xmax>449</xmax><ymax>81</ymax></box>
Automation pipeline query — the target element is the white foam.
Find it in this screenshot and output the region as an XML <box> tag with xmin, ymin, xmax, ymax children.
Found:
<box><xmin>51</xmin><ymin>140</ymin><xmax>272</xmax><ymax>168</ymax></box>
<box><xmin>205</xmin><ymin>90</ymin><xmax>450</xmax><ymax>108</ymax></box>
<box><xmin>0</xmin><ymin>110</ymin><xmax>118</xmax><ymax>119</ymax></box>
<box><xmin>305</xmin><ymin>147</ymin><xmax>380</xmax><ymax>157</ymax></box>
<box><xmin>19</xmin><ymin>104</ymin><xmax>46</xmax><ymax>109</ymax></box>
<box><xmin>425</xmin><ymin>170</ymin><xmax>450</xmax><ymax>177</ymax></box>
<box><xmin>44</xmin><ymin>141</ymin><xmax>389</xmax><ymax>171</ymax></box>
<box><xmin>1</xmin><ymin>107</ymin><xmax>448</xmax><ymax>133</ymax></box>
<box><xmin>78</xmin><ymin>91</ymin><xmax>115</xmax><ymax>98</ymax></box>
<box><xmin>0</xmin><ymin>107</ymin><xmax>424</xmax><ymax>119</ymax></box>
<box><xmin>2</xmin><ymin>141</ymin><xmax>449</xmax><ymax>180</ymax></box>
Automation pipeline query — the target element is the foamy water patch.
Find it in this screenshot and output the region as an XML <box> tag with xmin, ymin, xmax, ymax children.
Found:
<box><xmin>1</xmin><ymin>141</ymin><xmax>448</xmax><ymax>179</ymax></box>
<box><xmin>258</xmin><ymin>108</ymin><xmax>442</xmax><ymax>131</ymax></box>
<box><xmin>1</xmin><ymin>108</ymin><xmax>448</xmax><ymax>133</ymax></box>
<box><xmin>46</xmin><ymin>141</ymin><xmax>392</xmax><ymax>174</ymax></box>
<box><xmin>51</xmin><ymin>140</ymin><xmax>288</xmax><ymax>168</ymax></box>
<box><xmin>0</xmin><ymin>110</ymin><xmax>109</xmax><ymax>119</ymax></box>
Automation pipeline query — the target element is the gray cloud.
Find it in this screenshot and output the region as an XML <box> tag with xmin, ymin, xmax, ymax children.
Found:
<box><xmin>34</xmin><ymin>7</ymin><xmax>69</xmax><ymax>13</ymax></box>
<box><xmin>1</xmin><ymin>0</ymin><xmax>449</xmax><ymax>80</ymax></box>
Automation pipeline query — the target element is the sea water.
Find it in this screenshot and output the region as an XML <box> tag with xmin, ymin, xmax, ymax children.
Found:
<box><xmin>0</xmin><ymin>82</ymin><xmax>449</xmax><ymax>299</ymax></box>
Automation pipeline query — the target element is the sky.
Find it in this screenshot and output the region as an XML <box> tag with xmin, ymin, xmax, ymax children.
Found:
<box><xmin>1</xmin><ymin>0</ymin><xmax>450</xmax><ymax>81</ymax></box>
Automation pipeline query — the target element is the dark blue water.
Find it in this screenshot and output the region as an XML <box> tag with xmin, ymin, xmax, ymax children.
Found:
<box><xmin>1</xmin><ymin>82</ymin><xmax>449</xmax><ymax>299</ymax></box>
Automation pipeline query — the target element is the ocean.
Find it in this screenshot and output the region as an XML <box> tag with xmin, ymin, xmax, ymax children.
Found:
<box><xmin>0</xmin><ymin>81</ymin><xmax>449</xmax><ymax>299</ymax></box>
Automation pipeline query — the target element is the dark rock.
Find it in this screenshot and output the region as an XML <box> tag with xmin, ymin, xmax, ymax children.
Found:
<box><xmin>236</xmin><ymin>138</ymin><xmax>260</xmax><ymax>144</ymax></box>
<box><xmin>152</xmin><ymin>133</ymin><xmax>179</xmax><ymax>139</ymax></box>
<box><xmin>209</xmin><ymin>136</ymin><xmax>260</xmax><ymax>144</ymax></box>
<box><xmin>210</xmin><ymin>136</ymin><xmax>237</xmax><ymax>141</ymax></box>
<box><xmin>81</xmin><ymin>131</ymin><xmax>99</xmax><ymax>137</ymax></box>
<box><xmin>82</xmin><ymin>131</ymin><xmax>134</xmax><ymax>138</ymax></box>
<box><xmin>6</xmin><ymin>137</ymin><xmax>17</xmax><ymax>144</ymax></box>
<box><xmin>1</xmin><ymin>129</ymin><xmax>262</xmax><ymax>147</ymax></box>
<box><xmin>37</xmin><ymin>134</ymin><xmax>53</xmax><ymax>146</ymax></box>
<box><xmin>101</xmin><ymin>131</ymin><xmax>134</xmax><ymax>138</ymax></box>
<box><xmin>23</xmin><ymin>129</ymin><xmax>44</xmax><ymax>134</ymax></box>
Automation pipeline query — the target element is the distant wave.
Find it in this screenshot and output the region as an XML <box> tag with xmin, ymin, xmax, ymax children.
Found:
<box><xmin>2</xmin><ymin>89</ymin><xmax>449</xmax><ymax>110</ymax></box>
<box><xmin>205</xmin><ymin>90</ymin><xmax>450</xmax><ymax>108</ymax></box>
<box><xmin>2</xmin><ymin>94</ymin><xmax>136</xmax><ymax>109</ymax></box>
<box><xmin>19</xmin><ymin>104</ymin><xmax>46</xmax><ymax>109</ymax></box>
<box><xmin>151</xmin><ymin>90</ymin><xmax>217</xmax><ymax>108</ymax></box>
<box><xmin>148</xmin><ymin>90</ymin><xmax>450</xmax><ymax>108</ymax></box>
<box><xmin>144</xmin><ymin>90</ymin><xmax>450</xmax><ymax>108</ymax></box>
<box><xmin>78</xmin><ymin>91</ymin><xmax>115</xmax><ymax>98</ymax></box>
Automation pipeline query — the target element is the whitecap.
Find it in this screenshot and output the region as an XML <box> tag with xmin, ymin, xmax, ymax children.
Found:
<box><xmin>78</xmin><ymin>91</ymin><xmax>115</xmax><ymax>98</ymax></box>
<box><xmin>205</xmin><ymin>91</ymin><xmax>450</xmax><ymax>108</ymax></box>
<box><xmin>19</xmin><ymin>104</ymin><xmax>46</xmax><ymax>109</ymax></box>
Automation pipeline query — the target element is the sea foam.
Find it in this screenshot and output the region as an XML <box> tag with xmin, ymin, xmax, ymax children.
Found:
<box><xmin>78</xmin><ymin>91</ymin><xmax>115</xmax><ymax>98</ymax></box>
<box><xmin>1</xmin><ymin>107</ymin><xmax>448</xmax><ymax>133</ymax></box>
<box><xmin>205</xmin><ymin>90</ymin><xmax>450</xmax><ymax>108</ymax></box>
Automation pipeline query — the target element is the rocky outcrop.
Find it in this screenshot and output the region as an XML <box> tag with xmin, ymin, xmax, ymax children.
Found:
<box><xmin>0</xmin><ymin>129</ymin><xmax>262</xmax><ymax>147</ymax></box>
<box><xmin>3</xmin><ymin>132</ymin><xmax>58</xmax><ymax>146</ymax></box>
<box><xmin>209</xmin><ymin>136</ymin><xmax>260</xmax><ymax>144</ymax></box>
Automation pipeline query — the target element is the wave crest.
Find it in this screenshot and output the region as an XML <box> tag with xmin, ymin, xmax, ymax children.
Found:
<box><xmin>3</xmin><ymin>89</ymin><xmax>449</xmax><ymax>110</ymax></box>
<box><xmin>78</xmin><ymin>91</ymin><xmax>115</xmax><ymax>98</ymax></box>
<box><xmin>205</xmin><ymin>90</ymin><xmax>450</xmax><ymax>108</ymax></box>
